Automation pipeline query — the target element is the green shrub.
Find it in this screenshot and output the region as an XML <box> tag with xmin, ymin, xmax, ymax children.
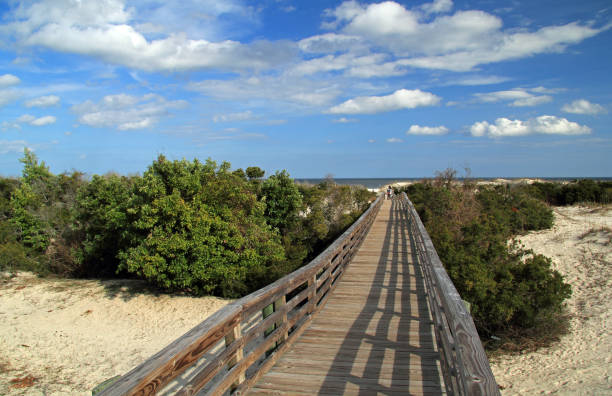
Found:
<box><xmin>402</xmin><ymin>179</ymin><xmax>571</xmax><ymax>344</ymax></box>
<box><xmin>75</xmin><ymin>173</ymin><xmax>135</xmax><ymax>277</ymax></box>
<box><xmin>116</xmin><ymin>156</ymin><xmax>286</xmax><ymax>297</ymax></box>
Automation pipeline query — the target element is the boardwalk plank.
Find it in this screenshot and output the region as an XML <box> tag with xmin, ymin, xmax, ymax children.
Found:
<box><xmin>247</xmin><ymin>199</ymin><xmax>445</xmax><ymax>395</ymax></box>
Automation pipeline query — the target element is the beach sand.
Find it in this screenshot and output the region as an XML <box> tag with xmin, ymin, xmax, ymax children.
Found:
<box><xmin>0</xmin><ymin>277</ymin><xmax>229</xmax><ymax>395</ymax></box>
<box><xmin>0</xmin><ymin>204</ymin><xmax>610</xmax><ymax>395</ymax></box>
<box><xmin>490</xmin><ymin>205</ymin><xmax>612</xmax><ymax>395</ymax></box>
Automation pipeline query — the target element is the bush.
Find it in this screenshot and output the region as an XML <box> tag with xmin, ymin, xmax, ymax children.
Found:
<box><xmin>401</xmin><ymin>178</ymin><xmax>571</xmax><ymax>345</ymax></box>
<box><xmin>116</xmin><ymin>156</ymin><xmax>286</xmax><ymax>297</ymax></box>
<box><xmin>75</xmin><ymin>173</ymin><xmax>134</xmax><ymax>277</ymax></box>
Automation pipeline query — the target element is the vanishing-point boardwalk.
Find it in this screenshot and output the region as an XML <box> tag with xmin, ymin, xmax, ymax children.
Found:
<box><xmin>248</xmin><ymin>199</ymin><xmax>444</xmax><ymax>395</ymax></box>
<box><xmin>100</xmin><ymin>194</ymin><xmax>499</xmax><ymax>396</ymax></box>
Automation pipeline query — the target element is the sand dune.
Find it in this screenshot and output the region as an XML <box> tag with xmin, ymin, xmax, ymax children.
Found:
<box><xmin>490</xmin><ymin>205</ymin><xmax>612</xmax><ymax>395</ymax></box>
<box><xmin>0</xmin><ymin>277</ymin><xmax>229</xmax><ymax>395</ymax></box>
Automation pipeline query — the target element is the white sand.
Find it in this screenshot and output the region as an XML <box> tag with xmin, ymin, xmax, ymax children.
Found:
<box><xmin>491</xmin><ymin>205</ymin><xmax>612</xmax><ymax>395</ymax></box>
<box><xmin>0</xmin><ymin>276</ymin><xmax>229</xmax><ymax>395</ymax></box>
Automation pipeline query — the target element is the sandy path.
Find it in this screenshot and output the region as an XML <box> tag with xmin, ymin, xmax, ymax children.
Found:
<box><xmin>0</xmin><ymin>276</ymin><xmax>229</xmax><ymax>395</ymax></box>
<box><xmin>490</xmin><ymin>205</ymin><xmax>612</xmax><ymax>395</ymax></box>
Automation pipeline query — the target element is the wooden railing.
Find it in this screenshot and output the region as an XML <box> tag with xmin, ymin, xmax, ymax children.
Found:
<box><xmin>400</xmin><ymin>192</ymin><xmax>500</xmax><ymax>396</ymax></box>
<box><xmin>99</xmin><ymin>195</ymin><xmax>383</xmax><ymax>396</ymax></box>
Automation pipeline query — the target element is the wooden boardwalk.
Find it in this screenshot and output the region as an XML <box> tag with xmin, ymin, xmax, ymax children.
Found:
<box><xmin>248</xmin><ymin>199</ymin><xmax>445</xmax><ymax>395</ymax></box>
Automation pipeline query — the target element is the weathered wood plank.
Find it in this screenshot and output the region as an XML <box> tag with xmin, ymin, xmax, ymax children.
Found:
<box><xmin>247</xmin><ymin>199</ymin><xmax>446</xmax><ymax>395</ymax></box>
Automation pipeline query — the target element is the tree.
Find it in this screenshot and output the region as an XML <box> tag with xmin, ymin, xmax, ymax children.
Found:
<box><xmin>261</xmin><ymin>170</ymin><xmax>303</xmax><ymax>234</ymax></box>
<box><xmin>246</xmin><ymin>166</ymin><xmax>265</xmax><ymax>180</ymax></box>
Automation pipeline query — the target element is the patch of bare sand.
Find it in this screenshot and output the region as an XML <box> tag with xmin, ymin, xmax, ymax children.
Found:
<box><xmin>491</xmin><ymin>205</ymin><xmax>612</xmax><ymax>395</ymax></box>
<box><xmin>0</xmin><ymin>275</ymin><xmax>229</xmax><ymax>395</ymax></box>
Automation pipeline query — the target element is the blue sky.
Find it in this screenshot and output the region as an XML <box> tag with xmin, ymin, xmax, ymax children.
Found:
<box><xmin>0</xmin><ymin>0</ymin><xmax>611</xmax><ymax>178</ymax></box>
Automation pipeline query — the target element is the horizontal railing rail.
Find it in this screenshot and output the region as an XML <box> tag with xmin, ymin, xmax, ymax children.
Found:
<box><xmin>400</xmin><ymin>192</ymin><xmax>500</xmax><ymax>396</ymax></box>
<box><xmin>99</xmin><ymin>195</ymin><xmax>383</xmax><ymax>396</ymax></box>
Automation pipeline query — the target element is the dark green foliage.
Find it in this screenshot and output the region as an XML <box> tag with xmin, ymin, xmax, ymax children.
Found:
<box><xmin>477</xmin><ymin>186</ymin><xmax>553</xmax><ymax>235</ymax></box>
<box><xmin>402</xmin><ymin>178</ymin><xmax>571</xmax><ymax>345</ymax></box>
<box><xmin>246</xmin><ymin>166</ymin><xmax>265</xmax><ymax>180</ymax></box>
<box><xmin>3</xmin><ymin>153</ymin><xmax>374</xmax><ymax>300</ymax></box>
<box><xmin>116</xmin><ymin>156</ymin><xmax>286</xmax><ymax>297</ymax></box>
<box><xmin>75</xmin><ymin>174</ymin><xmax>134</xmax><ymax>277</ymax></box>
<box><xmin>518</xmin><ymin>179</ymin><xmax>611</xmax><ymax>205</ymax></box>
<box><xmin>261</xmin><ymin>170</ymin><xmax>303</xmax><ymax>233</ymax></box>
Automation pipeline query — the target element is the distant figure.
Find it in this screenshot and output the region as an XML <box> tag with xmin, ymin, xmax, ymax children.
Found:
<box><xmin>387</xmin><ymin>185</ymin><xmax>392</xmax><ymax>200</ymax></box>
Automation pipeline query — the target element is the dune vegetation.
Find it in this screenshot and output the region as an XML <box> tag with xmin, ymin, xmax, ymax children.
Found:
<box><xmin>397</xmin><ymin>170</ymin><xmax>610</xmax><ymax>350</ymax></box>
<box><xmin>0</xmin><ymin>151</ymin><xmax>375</xmax><ymax>298</ymax></box>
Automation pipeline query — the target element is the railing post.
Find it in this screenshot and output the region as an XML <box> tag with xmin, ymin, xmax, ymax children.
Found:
<box><xmin>225</xmin><ymin>323</ymin><xmax>245</xmax><ymax>389</ymax></box>
<box><xmin>274</xmin><ymin>296</ymin><xmax>287</xmax><ymax>342</ymax></box>
<box><xmin>307</xmin><ymin>274</ymin><xmax>316</xmax><ymax>313</ymax></box>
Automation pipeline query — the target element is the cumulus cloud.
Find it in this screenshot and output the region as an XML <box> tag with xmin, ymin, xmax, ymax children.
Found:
<box><xmin>25</xmin><ymin>95</ymin><xmax>61</xmax><ymax>108</ymax></box>
<box><xmin>319</xmin><ymin>1</ymin><xmax>607</xmax><ymax>72</ymax></box>
<box><xmin>475</xmin><ymin>88</ymin><xmax>553</xmax><ymax>107</ymax></box>
<box><xmin>387</xmin><ymin>137</ymin><xmax>403</xmax><ymax>143</ymax></box>
<box><xmin>72</xmin><ymin>93</ymin><xmax>187</xmax><ymax>130</ymax></box>
<box><xmin>5</xmin><ymin>0</ymin><xmax>294</xmax><ymax>72</ymax></box>
<box><xmin>470</xmin><ymin>115</ymin><xmax>591</xmax><ymax>138</ymax></box>
<box><xmin>15</xmin><ymin>114</ymin><xmax>56</xmax><ymax>126</ymax></box>
<box><xmin>30</xmin><ymin>115</ymin><xmax>57</xmax><ymax>126</ymax></box>
<box><xmin>407</xmin><ymin>125</ymin><xmax>449</xmax><ymax>135</ymax></box>
<box><xmin>327</xmin><ymin>89</ymin><xmax>440</xmax><ymax>114</ymax></box>
<box><xmin>562</xmin><ymin>99</ymin><xmax>607</xmax><ymax>115</ymax></box>
<box><xmin>0</xmin><ymin>74</ymin><xmax>21</xmax><ymax>87</ymax></box>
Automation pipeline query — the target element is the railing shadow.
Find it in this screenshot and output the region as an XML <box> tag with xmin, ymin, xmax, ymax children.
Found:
<box><xmin>317</xmin><ymin>199</ymin><xmax>444</xmax><ymax>395</ymax></box>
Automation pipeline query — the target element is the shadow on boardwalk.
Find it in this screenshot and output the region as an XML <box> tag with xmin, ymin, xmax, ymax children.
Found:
<box><xmin>250</xmin><ymin>199</ymin><xmax>445</xmax><ymax>395</ymax></box>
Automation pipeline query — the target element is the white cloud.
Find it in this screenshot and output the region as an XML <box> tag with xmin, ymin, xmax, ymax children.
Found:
<box><xmin>6</xmin><ymin>0</ymin><xmax>294</xmax><ymax>73</ymax></box>
<box><xmin>332</xmin><ymin>117</ymin><xmax>358</xmax><ymax>123</ymax></box>
<box><xmin>15</xmin><ymin>114</ymin><xmax>56</xmax><ymax>126</ymax></box>
<box><xmin>298</xmin><ymin>33</ymin><xmax>363</xmax><ymax>53</ymax></box>
<box><xmin>387</xmin><ymin>137</ymin><xmax>403</xmax><ymax>143</ymax></box>
<box><xmin>0</xmin><ymin>74</ymin><xmax>21</xmax><ymax>87</ymax></box>
<box><xmin>447</xmin><ymin>75</ymin><xmax>511</xmax><ymax>86</ymax></box>
<box><xmin>407</xmin><ymin>125</ymin><xmax>449</xmax><ymax>135</ymax></box>
<box><xmin>421</xmin><ymin>0</ymin><xmax>453</xmax><ymax>15</ymax></box>
<box><xmin>0</xmin><ymin>140</ymin><xmax>30</xmax><ymax>154</ymax></box>
<box><xmin>72</xmin><ymin>93</ymin><xmax>187</xmax><ymax>130</ymax></box>
<box><xmin>25</xmin><ymin>95</ymin><xmax>61</xmax><ymax>108</ymax></box>
<box><xmin>17</xmin><ymin>114</ymin><xmax>36</xmax><ymax>123</ymax></box>
<box><xmin>562</xmin><ymin>99</ymin><xmax>607</xmax><ymax>115</ymax></box>
<box><xmin>470</xmin><ymin>115</ymin><xmax>591</xmax><ymax>138</ymax></box>
<box><xmin>213</xmin><ymin>111</ymin><xmax>258</xmax><ymax>123</ymax></box>
<box><xmin>327</xmin><ymin>89</ymin><xmax>440</xmax><ymax>114</ymax></box>
<box><xmin>368</xmin><ymin>139</ymin><xmax>375</xmax><ymax>143</ymax></box>
<box><xmin>475</xmin><ymin>89</ymin><xmax>552</xmax><ymax>107</ymax></box>
<box><xmin>320</xmin><ymin>1</ymin><xmax>607</xmax><ymax>72</ymax></box>
<box><xmin>0</xmin><ymin>89</ymin><xmax>20</xmax><ymax>107</ymax></box>
<box><xmin>511</xmin><ymin>95</ymin><xmax>552</xmax><ymax>107</ymax></box>
<box><xmin>189</xmin><ymin>75</ymin><xmax>342</xmax><ymax>108</ymax></box>
<box><xmin>30</xmin><ymin>115</ymin><xmax>56</xmax><ymax>126</ymax></box>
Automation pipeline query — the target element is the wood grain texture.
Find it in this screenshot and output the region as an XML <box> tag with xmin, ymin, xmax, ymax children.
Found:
<box><xmin>248</xmin><ymin>199</ymin><xmax>446</xmax><ymax>395</ymax></box>
<box><xmin>402</xmin><ymin>193</ymin><xmax>500</xmax><ymax>396</ymax></box>
<box><xmin>100</xmin><ymin>196</ymin><xmax>382</xmax><ymax>396</ymax></box>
